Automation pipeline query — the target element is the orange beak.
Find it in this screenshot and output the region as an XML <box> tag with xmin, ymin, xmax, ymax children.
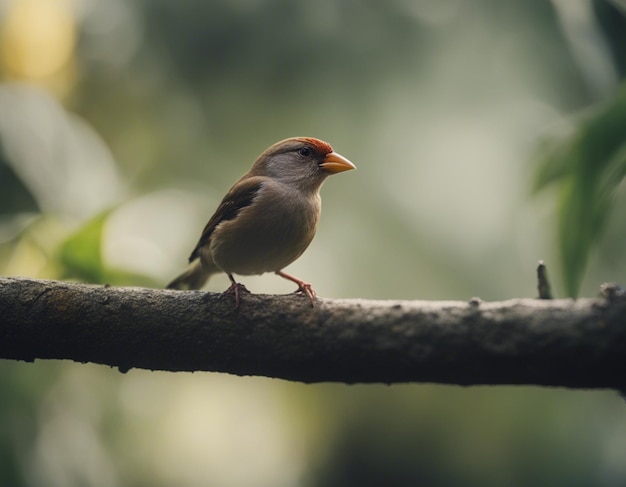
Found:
<box><xmin>320</xmin><ymin>151</ymin><xmax>356</xmax><ymax>174</ymax></box>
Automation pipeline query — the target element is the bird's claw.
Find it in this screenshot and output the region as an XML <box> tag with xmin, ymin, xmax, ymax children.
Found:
<box><xmin>294</xmin><ymin>282</ymin><xmax>316</xmax><ymax>307</ymax></box>
<box><xmin>276</xmin><ymin>270</ymin><xmax>317</xmax><ymax>307</ymax></box>
<box><xmin>223</xmin><ymin>282</ymin><xmax>250</xmax><ymax>308</ymax></box>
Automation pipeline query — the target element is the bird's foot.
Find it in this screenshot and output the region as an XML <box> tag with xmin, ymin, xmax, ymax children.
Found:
<box><xmin>223</xmin><ymin>282</ymin><xmax>250</xmax><ymax>308</ymax></box>
<box><xmin>294</xmin><ymin>282</ymin><xmax>316</xmax><ymax>306</ymax></box>
<box><xmin>276</xmin><ymin>271</ymin><xmax>316</xmax><ymax>307</ymax></box>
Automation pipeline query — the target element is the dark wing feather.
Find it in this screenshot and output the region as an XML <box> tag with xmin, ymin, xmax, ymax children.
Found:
<box><xmin>189</xmin><ymin>176</ymin><xmax>263</xmax><ymax>262</ymax></box>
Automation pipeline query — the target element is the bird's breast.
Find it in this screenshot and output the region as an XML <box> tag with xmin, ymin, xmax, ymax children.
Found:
<box><xmin>209</xmin><ymin>185</ymin><xmax>321</xmax><ymax>276</ymax></box>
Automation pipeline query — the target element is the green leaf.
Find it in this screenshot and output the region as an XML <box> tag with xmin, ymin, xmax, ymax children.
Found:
<box><xmin>58</xmin><ymin>211</ymin><xmax>110</xmax><ymax>283</ymax></box>
<box><xmin>57</xmin><ymin>209</ymin><xmax>161</xmax><ymax>287</ymax></box>
<box><xmin>534</xmin><ymin>85</ymin><xmax>626</xmax><ymax>297</ymax></box>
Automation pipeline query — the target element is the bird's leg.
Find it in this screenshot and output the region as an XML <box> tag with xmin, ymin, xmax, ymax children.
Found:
<box><xmin>223</xmin><ymin>274</ymin><xmax>249</xmax><ymax>307</ymax></box>
<box><xmin>276</xmin><ymin>270</ymin><xmax>316</xmax><ymax>306</ymax></box>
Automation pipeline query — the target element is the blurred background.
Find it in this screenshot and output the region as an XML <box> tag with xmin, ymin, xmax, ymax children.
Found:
<box><xmin>1</xmin><ymin>0</ymin><xmax>626</xmax><ymax>485</ymax></box>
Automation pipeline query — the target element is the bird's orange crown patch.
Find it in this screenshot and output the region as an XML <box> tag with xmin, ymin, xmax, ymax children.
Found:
<box><xmin>300</xmin><ymin>137</ymin><xmax>333</xmax><ymax>155</ymax></box>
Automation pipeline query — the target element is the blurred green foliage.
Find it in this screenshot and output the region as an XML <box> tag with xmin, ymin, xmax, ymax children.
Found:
<box><xmin>58</xmin><ymin>210</ymin><xmax>159</xmax><ymax>287</ymax></box>
<box><xmin>534</xmin><ymin>84</ymin><xmax>626</xmax><ymax>297</ymax></box>
<box><xmin>0</xmin><ymin>152</ymin><xmax>38</xmax><ymax>215</ymax></box>
<box><xmin>59</xmin><ymin>211</ymin><xmax>110</xmax><ymax>283</ymax></box>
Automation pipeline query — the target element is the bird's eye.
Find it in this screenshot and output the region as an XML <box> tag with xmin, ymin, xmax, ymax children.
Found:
<box><xmin>298</xmin><ymin>147</ymin><xmax>311</xmax><ymax>157</ymax></box>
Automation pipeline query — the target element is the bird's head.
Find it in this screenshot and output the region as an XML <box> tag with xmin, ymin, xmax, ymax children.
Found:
<box><xmin>249</xmin><ymin>137</ymin><xmax>355</xmax><ymax>191</ymax></box>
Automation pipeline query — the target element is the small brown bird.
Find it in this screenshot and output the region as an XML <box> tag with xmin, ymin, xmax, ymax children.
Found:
<box><xmin>167</xmin><ymin>136</ymin><xmax>356</xmax><ymax>305</ymax></box>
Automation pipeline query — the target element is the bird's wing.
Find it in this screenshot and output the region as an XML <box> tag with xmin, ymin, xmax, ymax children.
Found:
<box><xmin>189</xmin><ymin>176</ymin><xmax>264</xmax><ymax>262</ymax></box>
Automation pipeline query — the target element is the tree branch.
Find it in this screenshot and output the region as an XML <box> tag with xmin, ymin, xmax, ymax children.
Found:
<box><xmin>1</xmin><ymin>277</ymin><xmax>625</xmax><ymax>390</ymax></box>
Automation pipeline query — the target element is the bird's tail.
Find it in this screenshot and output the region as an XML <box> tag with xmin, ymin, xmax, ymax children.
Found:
<box><xmin>166</xmin><ymin>259</ymin><xmax>216</xmax><ymax>290</ymax></box>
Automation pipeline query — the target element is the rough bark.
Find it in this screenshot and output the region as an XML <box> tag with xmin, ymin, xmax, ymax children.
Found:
<box><xmin>1</xmin><ymin>277</ymin><xmax>625</xmax><ymax>390</ymax></box>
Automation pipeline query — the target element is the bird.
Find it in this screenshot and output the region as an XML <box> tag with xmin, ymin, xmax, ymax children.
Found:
<box><xmin>166</xmin><ymin>136</ymin><xmax>356</xmax><ymax>306</ymax></box>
